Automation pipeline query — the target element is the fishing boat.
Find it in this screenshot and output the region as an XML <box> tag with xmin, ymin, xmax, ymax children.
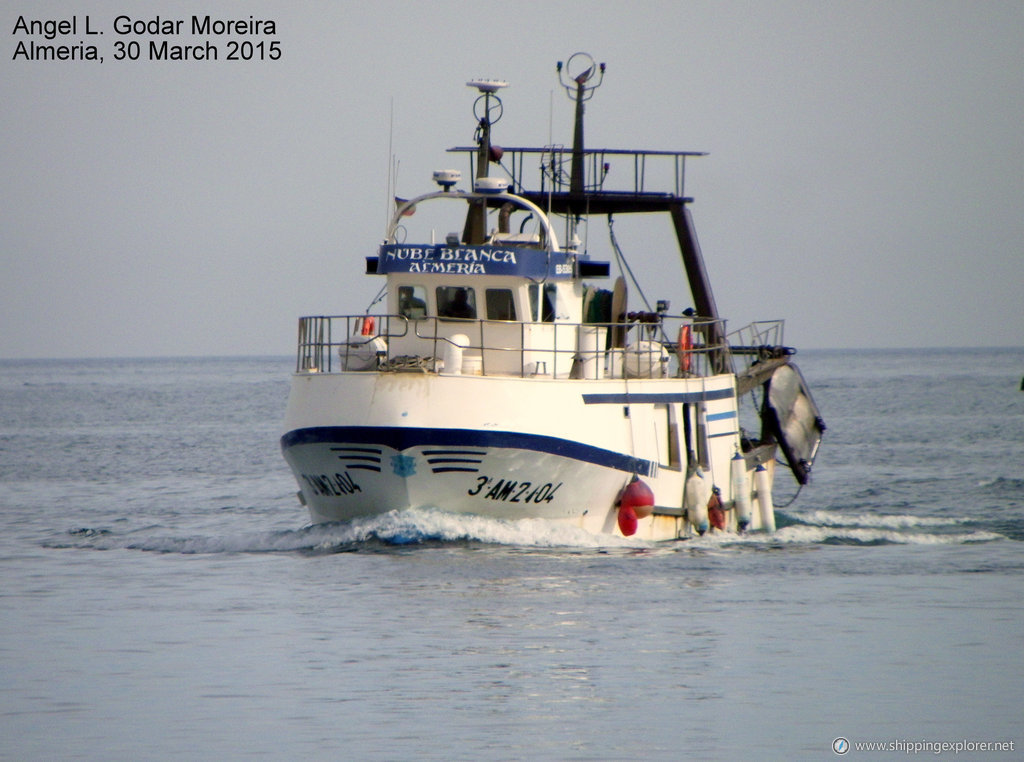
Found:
<box><xmin>280</xmin><ymin>54</ymin><xmax>825</xmax><ymax>540</ymax></box>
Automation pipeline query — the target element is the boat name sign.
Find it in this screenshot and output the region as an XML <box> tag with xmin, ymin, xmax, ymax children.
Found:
<box><xmin>378</xmin><ymin>244</ymin><xmax>574</xmax><ymax>278</ymax></box>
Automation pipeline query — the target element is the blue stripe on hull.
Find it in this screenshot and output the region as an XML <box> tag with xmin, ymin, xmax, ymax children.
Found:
<box><xmin>581</xmin><ymin>388</ymin><xmax>734</xmax><ymax>405</ymax></box>
<box><xmin>281</xmin><ymin>426</ymin><xmax>655</xmax><ymax>477</ymax></box>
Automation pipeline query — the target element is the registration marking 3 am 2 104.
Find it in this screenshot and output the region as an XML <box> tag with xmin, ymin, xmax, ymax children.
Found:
<box><xmin>467</xmin><ymin>476</ymin><xmax>562</xmax><ymax>503</ymax></box>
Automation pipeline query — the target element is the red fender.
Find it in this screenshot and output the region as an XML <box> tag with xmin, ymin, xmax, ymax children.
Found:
<box><xmin>708</xmin><ymin>490</ymin><xmax>725</xmax><ymax>531</ymax></box>
<box><xmin>617</xmin><ymin>505</ymin><xmax>638</xmax><ymax>536</ymax></box>
<box><xmin>617</xmin><ymin>477</ymin><xmax>655</xmax><ymax>536</ymax></box>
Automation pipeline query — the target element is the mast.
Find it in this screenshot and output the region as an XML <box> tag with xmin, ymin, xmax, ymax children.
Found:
<box><xmin>558</xmin><ymin>53</ymin><xmax>605</xmax><ymax>205</ymax></box>
<box><xmin>556</xmin><ymin>53</ymin><xmax>726</xmax><ymax>369</ymax></box>
<box><xmin>451</xmin><ymin>56</ymin><xmax>729</xmax><ymax>370</ymax></box>
<box><xmin>669</xmin><ymin>200</ymin><xmax>728</xmax><ymax>372</ymax></box>
<box><xmin>462</xmin><ymin>79</ymin><xmax>508</xmax><ymax>245</ymax></box>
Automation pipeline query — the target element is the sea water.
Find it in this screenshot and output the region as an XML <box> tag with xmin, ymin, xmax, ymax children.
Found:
<box><xmin>1</xmin><ymin>349</ymin><xmax>1021</xmax><ymax>760</ymax></box>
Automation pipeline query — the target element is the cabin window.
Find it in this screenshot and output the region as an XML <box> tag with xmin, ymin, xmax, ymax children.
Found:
<box><xmin>654</xmin><ymin>403</ymin><xmax>682</xmax><ymax>470</ymax></box>
<box><xmin>682</xmin><ymin>403</ymin><xmax>707</xmax><ymax>470</ymax></box>
<box><xmin>436</xmin><ymin>286</ymin><xmax>477</xmax><ymax>320</ymax></box>
<box><xmin>398</xmin><ymin>285</ymin><xmax>427</xmax><ymax>319</ymax></box>
<box><xmin>528</xmin><ymin>283</ymin><xmax>556</xmax><ymax>322</ymax></box>
<box><xmin>485</xmin><ymin>289</ymin><xmax>517</xmax><ymax>321</ymax></box>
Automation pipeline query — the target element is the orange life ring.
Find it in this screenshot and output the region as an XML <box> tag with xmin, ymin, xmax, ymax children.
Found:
<box><xmin>677</xmin><ymin>324</ymin><xmax>693</xmax><ymax>372</ymax></box>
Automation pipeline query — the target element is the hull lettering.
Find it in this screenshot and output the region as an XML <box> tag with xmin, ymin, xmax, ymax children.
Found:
<box><xmin>301</xmin><ymin>471</ymin><xmax>362</xmax><ymax>497</ymax></box>
<box><xmin>468</xmin><ymin>475</ymin><xmax>562</xmax><ymax>504</ymax></box>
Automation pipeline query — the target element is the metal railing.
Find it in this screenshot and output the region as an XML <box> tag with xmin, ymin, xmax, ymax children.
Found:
<box><xmin>447</xmin><ymin>146</ymin><xmax>707</xmax><ymax>199</ymax></box>
<box><xmin>295</xmin><ymin>314</ymin><xmax>732</xmax><ymax>380</ymax></box>
<box><xmin>725</xmin><ymin>320</ymin><xmax>787</xmax><ymax>376</ymax></box>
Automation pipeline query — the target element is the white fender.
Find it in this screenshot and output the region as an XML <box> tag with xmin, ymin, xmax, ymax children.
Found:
<box><xmin>755</xmin><ymin>463</ymin><xmax>775</xmax><ymax>533</ymax></box>
<box><xmin>684</xmin><ymin>467</ymin><xmax>710</xmax><ymax>535</ymax></box>
<box><xmin>730</xmin><ymin>452</ymin><xmax>752</xmax><ymax>531</ymax></box>
<box><xmin>339</xmin><ymin>336</ymin><xmax>387</xmax><ymax>371</ymax></box>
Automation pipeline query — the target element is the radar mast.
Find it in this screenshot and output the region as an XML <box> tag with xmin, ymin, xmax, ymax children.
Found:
<box><xmin>462</xmin><ymin>79</ymin><xmax>508</xmax><ymax>245</ymax></box>
<box><xmin>557</xmin><ymin>52</ymin><xmax>605</xmax><ymax>199</ymax></box>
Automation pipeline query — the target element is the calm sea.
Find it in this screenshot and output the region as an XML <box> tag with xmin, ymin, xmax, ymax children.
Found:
<box><xmin>1</xmin><ymin>349</ymin><xmax>1021</xmax><ymax>760</ymax></box>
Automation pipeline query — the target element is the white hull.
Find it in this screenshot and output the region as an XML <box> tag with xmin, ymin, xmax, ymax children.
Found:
<box><xmin>281</xmin><ymin>370</ymin><xmax>777</xmax><ymax>541</ymax></box>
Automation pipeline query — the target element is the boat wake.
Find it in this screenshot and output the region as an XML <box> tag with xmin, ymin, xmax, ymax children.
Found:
<box><xmin>50</xmin><ymin>508</ymin><xmax>651</xmax><ymax>555</ymax></box>
<box><xmin>762</xmin><ymin>509</ymin><xmax>1006</xmax><ymax>546</ymax></box>
<box><xmin>297</xmin><ymin>508</ymin><xmax>652</xmax><ymax>552</ymax></box>
<box><xmin>49</xmin><ymin>505</ymin><xmax>1011</xmax><ymax>555</ymax></box>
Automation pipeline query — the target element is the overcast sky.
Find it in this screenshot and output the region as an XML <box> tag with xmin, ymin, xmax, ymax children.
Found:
<box><xmin>2</xmin><ymin>0</ymin><xmax>1021</xmax><ymax>358</ymax></box>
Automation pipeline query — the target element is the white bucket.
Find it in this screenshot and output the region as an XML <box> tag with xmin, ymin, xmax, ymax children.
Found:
<box><xmin>606</xmin><ymin>349</ymin><xmax>624</xmax><ymax>379</ymax></box>
<box><xmin>576</xmin><ymin>326</ymin><xmax>606</xmax><ymax>379</ymax></box>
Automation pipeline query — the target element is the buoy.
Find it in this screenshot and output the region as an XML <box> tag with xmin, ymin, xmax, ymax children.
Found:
<box><xmin>730</xmin><ymin>452</ymin><xmax>752</xmax><ymax>531</ymax></box>
<box><xmin>616</xmin><ymin>477</ymin><xmax>653</xmax><ymax>536</ymax></box>
<box><xmin>755</xmin><ymin>463</ymin><xmax>775</xmax><ymax>533</ymax></box>
<box><xmin>684</xmin><ymin>467</ymin><xmax>710</xmax><ymax>535</ymax></box>
<box><xmin>360</xmin><ymin>315</ymin><xmax>375</xmax><ymax>336</ymax></box>
<box><xmin>620</xmin><ymin>476</ymin><xmax>655</xmax><ymax>519</ymax></box>
<box><xmin>617</xmin><ymin>504</ymin><xmax>638</xmax><ymax>536</ymax></box>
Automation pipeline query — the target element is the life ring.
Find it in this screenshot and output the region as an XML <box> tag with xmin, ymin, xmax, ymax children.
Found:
<box><xmin>360</xmin><ymin>316</ymin><xmax>375</xmax><ymax>336</ymax></box>
<box><xmin>677</xmin><ymin>324</ymin><xmax>693</xmax><ymax>372</ymax></box>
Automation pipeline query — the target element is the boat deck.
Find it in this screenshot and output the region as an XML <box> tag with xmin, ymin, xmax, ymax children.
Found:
<box><xmin>294</xmin><ymin>313</ymin><xmax>789</xmax><ymax>383</ymax></box>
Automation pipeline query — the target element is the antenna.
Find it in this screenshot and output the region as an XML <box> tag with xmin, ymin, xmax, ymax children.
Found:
<box><xmin>385</xmin><ymin>97</ymin><xmax>394</xmax><ymax>234</ymax></box>
<box><xmin>556</xmin><ymin>52</ymin><xmax>605</xmax><ymax>197</ymax></box>
<box><xmin>556</xmin><ymin>53</ymin><xmax>605</xmax><ymax>102</ymax></box>
<box><xmin>466</xmin><ymin>78</ymin><xmax>509</xmax><ymax>94</ymax></box>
